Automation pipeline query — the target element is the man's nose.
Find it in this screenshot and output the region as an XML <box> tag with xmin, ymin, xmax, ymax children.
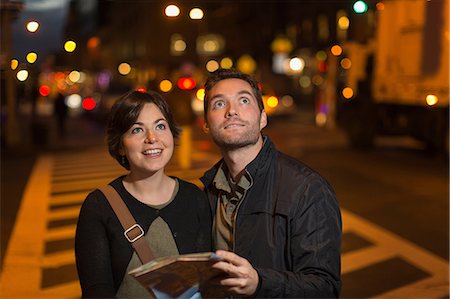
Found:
<box><xmin>225</xmin><ymin>103</ymin><xmax>238</xmax><ymax>118</ymax></box>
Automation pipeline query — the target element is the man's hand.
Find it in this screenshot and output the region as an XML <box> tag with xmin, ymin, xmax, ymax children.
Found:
<box><xmin>211</xmin><ymin>250</ymin><xmax>259</xmax><ymax>296</ymax></box>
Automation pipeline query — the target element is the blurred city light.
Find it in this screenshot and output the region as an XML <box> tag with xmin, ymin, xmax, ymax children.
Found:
<box><xmin>82</xmin><ymin>97</ymin><xmax>96</xmax><ymax>110</ymax></box>
<box><xmin>39</xmin><ymin>85</ymin><xmax>50</xmax><ymax>96</ymax></box>
<box><xmin>316</xmin><ymin>112</ymin><xmax>327</xmax><ymax>126</ymax></box>
<box><xmin>16</xmin><ymin>70</ymin><xmax>29</xmax><ymax>81</ymax></box>
<box><xmin>237</xmin><ymin>54</ymin><xmax>256</xmax><ymax>74</ymax></box>
<box><xmin>118</xmin><ymin>62</ymin><xmax>131</xmax><ymax>75</ymax></box>
<box><xmin>220</xmin><ymin>57</ymin><xmax>233</xmax><ymax>69</ymax></box>
<box><xmin>26</xmin><ymin>21</ymin><xmax>39</xmax><ymax>33</ymax></box>
<box><xmin>68</xmin><ymin>70</ymin><xmax>81</xmax><ymax>83</ymax></box>
<box><xmin>206</xmin><ymin>60</ymin><xmax>219</xmax><ymax>72</ymax></box>
<box><xmin>189</xmin><ymin>8</ymin><xmax>204</xmax><ymax>20</ymax></box>
<box><xmin>196</xmin><ymin>88</ymin><xmax>205</xmax><ymax>101</ymax></box>
<box><xmin>337</xmin><ymin>15</ymin><xmax>350</xmax><ymax>30</ymax></box>
<box><xmin>87</xmin><ymin>36</ymin><xmax>100</xmax><ymax>49</ymax></box>
<box><xmin>281</xmin><ymin>95</ymin><xmax>294</xmax><ymax>107</ymax></box>
<box><xmin>425</xmin><ymin>94</ymin><xmax>438</xmax><ymax>106</ymax></box>
<box><xmin>64</xmin><ymin>40</ymin><xmax>77</xmax><ymax>52</ymax></box>
<box><xmin>26</xmin><ymin>52</ymin><xmax>37</xmax><ymax>63</ymax></box>
<box><xmin>342</xmin><ymin>87</ymin><xmax>354</xmax><ymax>99</ymax></box>
<box><xmin>376</xmin><ymin>2</ymin><xmax>385</xmax><ymax>11</ymax></box>
<box><xmin>10</xmin><ymin>59</ymin><xmax>18</xmax><ymax>70</ymax></box>
<box><xmin>159</xmin><ymin>80</ymin><xmax>173</xmax><ymax>92</ymax></box>
<box><xmin>266</xmin><ymin>96</ymin><xmax>279</xmax><ymax>108</ymax></box>
<box><xmin>271</xmin><ymin>35</ymin><xmax>293</xmax><ymax>53</ymax></box>
<box><xmin>315</xmin><ymin>50</ymin><xmax>327</xmax><ymax>61</ymax></box>
<box><xmin>340</xmin><ymin>58</ymin><xmax>352</xmax><ymax>69</ymax></box>
<box><xmin>67</xmin><ymin>94</ymin><xmax>82</xmax><ymax>108</ymax></box>
<box><xmin>165</xmin><ymin>5</ymin><xmax>180</xmax><ymax>17</ymax></box>
<box><xmin>177</xmin><ymin>77</ymin><xmax>196</xmax><ymax>90</ymax></box>
<box><xmin>331</xmin><ymin>45</ymin><xmax>343</xmax><ymax>56</ymax></box>
<box><xmin>353</xmin><ymin>0</ymin><xmax>368</xmax><ymax>13</ymax></box>
<box><xmin>289</xmin><ymin>57</ymin><xmax>305</xmax><ymax>72</ymax></box>
<box><xmin>299</xmin><ymin>76</ymin><xmax>312</xmax><ymax>88</ymax></box>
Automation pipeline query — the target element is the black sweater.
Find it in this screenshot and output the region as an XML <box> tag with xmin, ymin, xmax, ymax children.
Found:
<box><xmin>75</xmin><ymin>176</ymin><xmax>212</xmax><ymax>298</ymax></box>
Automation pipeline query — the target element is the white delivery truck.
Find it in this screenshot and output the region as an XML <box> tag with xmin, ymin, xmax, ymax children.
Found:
<box><xmin>336</xmin><ymin>0</ymin><xmax>448</xmax><ymax>153</ymax></box>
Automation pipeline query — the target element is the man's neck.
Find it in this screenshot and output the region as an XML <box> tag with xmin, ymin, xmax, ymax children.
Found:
<box><xmin>221</xmin><ymin>135</ymin><xmax>264</xmax><ymax>180</ymax></box>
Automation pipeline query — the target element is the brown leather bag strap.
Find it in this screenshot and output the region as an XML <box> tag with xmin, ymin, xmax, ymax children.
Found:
<box><xmin>99</xmin><ymin>185</ymin><xmax>154</xmax><ymax>264</ymax></box>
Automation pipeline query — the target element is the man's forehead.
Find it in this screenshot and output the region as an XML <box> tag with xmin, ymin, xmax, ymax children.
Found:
<box><xmin>209</xmin><ymin>78</ymin><xmax>253</xmax><ymax>95</ymax></box>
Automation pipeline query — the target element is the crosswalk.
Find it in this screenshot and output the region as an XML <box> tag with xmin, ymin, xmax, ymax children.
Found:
<box><xmin>0</xmin><ymin>145</ymin><xmax>448</xmax><ymax>298</ymax></box>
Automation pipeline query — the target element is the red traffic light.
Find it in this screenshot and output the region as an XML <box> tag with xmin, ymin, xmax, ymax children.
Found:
<box><xmin>177</xmin><ymin>77</ymin><xmax>196</xmax><ymax>90</ymax></box>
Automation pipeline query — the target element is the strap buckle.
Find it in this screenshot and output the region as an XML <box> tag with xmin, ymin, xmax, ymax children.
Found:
<box><xmin>124</xmin><ymin>223</ymin><xmax>144</xmax><ymax>243</ymax></box>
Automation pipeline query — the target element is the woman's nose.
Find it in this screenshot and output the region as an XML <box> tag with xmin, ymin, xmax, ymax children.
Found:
<box><xmin>145</xmin><ymin>131</ymin><xmax>157</xmax><ymax>143</ymax></box>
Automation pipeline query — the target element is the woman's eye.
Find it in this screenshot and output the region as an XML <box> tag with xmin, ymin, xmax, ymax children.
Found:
<box><xmin>131</xmin><ymin>127</ymin><xmax>143</xmax><ymax>134</ymax></box>
<box><xmin>156</xmin><ymin>123</ymin><xmax>166</xmax><ymax>130</ymax></box>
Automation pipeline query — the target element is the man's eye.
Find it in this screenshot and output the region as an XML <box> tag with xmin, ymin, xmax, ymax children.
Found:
<box><xmin>240</xmin><ymin>97</ymin><xmax>250</xmax><ymax>104</ymax></box>
<box><xmin>156</xmin><ymin>123</ymin><xmax>166</xmax><ymax>130</ymax></box>
<box><xmin>212</xmin><ymin>101</ymin><xmax>225</xmax><ymax>109</ymax></box>
<box><xmin>131</xmin><ymin>127</ymin><xmax>143</xmax><ymax>134</ymax></box>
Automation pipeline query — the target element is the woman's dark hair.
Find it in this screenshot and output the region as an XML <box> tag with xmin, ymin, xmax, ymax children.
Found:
<box><xmin>107</xmin><ymin>90</ymin><xmax>181</xmax><ymax>170</ymax></box>
<box><xmin>203</xmin><ymin>68</ymin><xmax>264</xmax><ymax>118</ymax></box>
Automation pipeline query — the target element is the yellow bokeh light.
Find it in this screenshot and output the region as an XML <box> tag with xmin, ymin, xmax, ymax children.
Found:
<box><xmin>266</xmin><ymin>96</ymin><xmax>279</xmax><ymax>108</ymax></box>
<box><xmin>237</xmin><ymin>54</ymin><xmax>257</xmax><ymax>74</ymax></box>
<box><xmin>26</xmin><ymin>52</ymin><xmax>38</xmax><ymax>64</ymax></box>
<box><xmin>118</xmin><ymin>62</ymin><xmax>131</xmax><ymax>75</ymax></box>
<box><xmin>338</xmin><ymin>16</ymin><xmax>350</xmax><ymax>30</ymax></box>
<box><xmin>315</xmin><ymin>50</ymin><xmax>327</xmax><ymax>61</ymax></box>
<box><xmin>196</xmin><ymin>88</ymin><xmax>205</xmax><ymax>101</ymax></box>
<box><xmin>10</xmin><ymin>59</ymin><xmax>19</xmax><ymax>70</ymax></box>
<box><xmin>206</xmin><ymin>60</ymin><xmax>219</xmax><ymax>72</ymax></box>
<box><xmin>220</xmin><ymin>57</ymin><xmax>233</xmax><ymax>69</ymax></box>
<box><xmin>174</xmin><ymin>40</ymin><xmax>186</xmax><ymax>52</ymax></box>
<box><xmin>64</xmin><ymin>40</ymin><xmax>77</xmax><ymax>52</ymax></box>
<box><xmin>331</xmin><ymin>45</ymin><xmax>343</xmax><ymax>56</ymax></box>
<box><xmin>17</xmin><ymin>70</ymin><xmax>29</xmax><ymax>81</ymax></box>
<box><xmin>69</xmin><ymin>70</ymin><xmax>81</xmax><ymax>83</ymax></box>
<box><xmin>340</xmin><ymin>58</ymin><xmax>352</xmax><ymax>69</ymax></box>
<box><xmin>26</xmin><ymin>21</ymin><xmax>39</xmax><ymax>33</ymax></box>
<box><xmin>165</xmin><ymin>5</ymin><xmax>180</xmax><ymax>17</ymax></box>
<box><xmin>316</xmin><ymin>112</ymin><xmax>327</xmax><ymax>126</ymax></box>
<box><xmin>159</xmin><ymin>80</ymin><xmax>173</xmax><ymax>93</ymax></box>
<box><xmin>425</xmin><ymin>94</ymin><xmax>438</xmax><ymax>106</ymax></box>
<box><xmin>342</xmin><ymin>87</ymin><xmax>354</xmax><ymax>99</ymax></box>
<box><xmin>189</xmin><ymin>8</ymin><xmax>204</xmax><ymax>20</ymax></box>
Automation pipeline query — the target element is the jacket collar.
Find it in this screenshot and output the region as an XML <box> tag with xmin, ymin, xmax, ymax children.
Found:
<box><xmin>200</xmin><ymin>135</ymin><xmax>276</xmax><ymax>190</ymax></box>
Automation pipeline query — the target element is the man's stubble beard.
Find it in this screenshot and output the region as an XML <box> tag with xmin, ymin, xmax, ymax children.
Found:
<box><xmin>210</xmin><ymin>129</ymin><xmax>261</xmax><ymax>151</ymax></box>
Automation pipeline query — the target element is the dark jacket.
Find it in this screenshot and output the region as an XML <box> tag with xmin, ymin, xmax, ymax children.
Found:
<box><xmin>200</xmin><ymin>137</ymin><xmax>342</xmax><ymax>298</ymax></box>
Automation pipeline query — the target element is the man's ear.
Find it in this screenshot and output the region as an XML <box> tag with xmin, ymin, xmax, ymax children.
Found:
<box><xmin>260</xmin><ymin>110</ymin><xmax>267</xmax><ymax>130</ymax></box>
<box><xmin>202</xmin><ymin>122</ymin><xmax>209</xmax><ymax>133</ymax></box>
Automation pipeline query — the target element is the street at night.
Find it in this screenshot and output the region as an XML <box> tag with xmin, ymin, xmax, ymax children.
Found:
<box><xmin>1</xmin><ymin>0</ymin><xmax>448</xmax><ymax>298</ymax></box>
<box><xmin>0</xmin><ymin>112</ymin><xmax>448</xmax><ymax>298</ymax></box>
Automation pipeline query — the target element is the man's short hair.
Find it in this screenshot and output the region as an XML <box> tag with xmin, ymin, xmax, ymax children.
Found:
<box><xmin>203</xmin><ymin>69</ymin><xmax>264</xmax><ymax>118</ymax></box>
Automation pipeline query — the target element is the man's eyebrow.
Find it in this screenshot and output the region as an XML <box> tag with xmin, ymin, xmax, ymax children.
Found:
<box><xmin>209</xmin><ymin>90</ymin><xmax>254</xmax><ymax>101</ymax></box>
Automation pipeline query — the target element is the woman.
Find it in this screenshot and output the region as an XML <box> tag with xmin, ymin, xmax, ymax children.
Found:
<box><xmin>75</xmin><ymin>90</ymin><xmax>212</xmax><ymax>298</ymax></box>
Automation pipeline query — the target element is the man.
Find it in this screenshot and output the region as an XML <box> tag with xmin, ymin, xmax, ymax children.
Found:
<box><xmin>200</xmin><ymin>69</ymin><xmax>342</xmax><ymax>298</ymax></box>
